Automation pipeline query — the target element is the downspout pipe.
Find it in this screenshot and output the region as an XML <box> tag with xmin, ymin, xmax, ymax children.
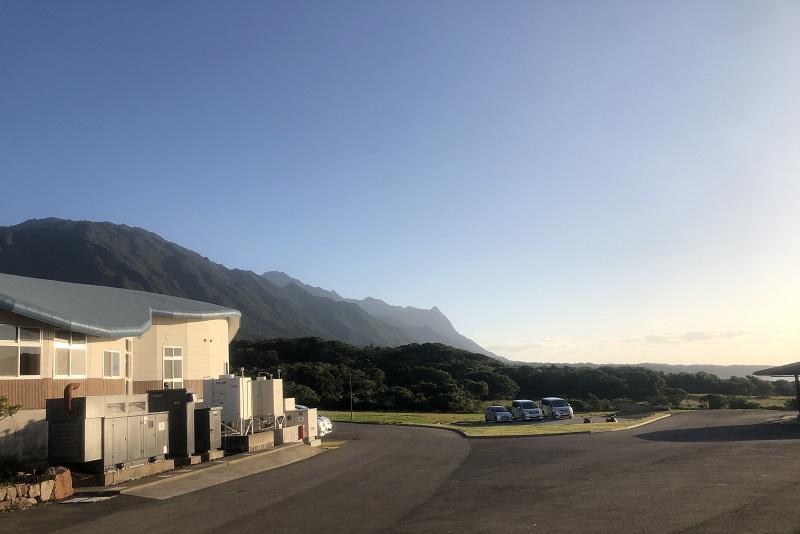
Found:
<box><xmin>64</xmin><ymin>383</ymin><xmax>81</xmax><ymax>416</ymax></box>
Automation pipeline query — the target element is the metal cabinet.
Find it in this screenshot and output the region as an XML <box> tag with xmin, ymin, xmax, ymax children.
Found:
<box><xmin>194</xmin><ymin>407</ymin><xmax>222</xmax><ymax>452</ymax></box>
<box><xmin>148</xmin><ymin>389</ymin><xmax>195</xmax><ymax>457</ymax></box>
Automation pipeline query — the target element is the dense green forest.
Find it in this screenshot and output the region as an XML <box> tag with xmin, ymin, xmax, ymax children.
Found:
<box><xmin>231</xmin><ymin>338</ymin><xmax>794</xmax><ymax>412</ymax></box>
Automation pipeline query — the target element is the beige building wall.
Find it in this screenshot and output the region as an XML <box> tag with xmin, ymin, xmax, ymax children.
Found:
<box><xmin>0</xmin><ymin>310</ymin><xmax>236</xmax><ymax>408</ymax></box>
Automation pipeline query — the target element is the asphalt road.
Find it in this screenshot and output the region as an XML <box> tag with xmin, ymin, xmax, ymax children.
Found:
<box><xmin>3</xmin><ymin>410</ymin><xmax>800</xmax><ymax>534</ymax></box>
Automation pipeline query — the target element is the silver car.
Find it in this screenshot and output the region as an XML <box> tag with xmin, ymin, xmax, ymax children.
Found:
<box><xmin>485</xmin><ymin>405</ymin><xmax>513</xmax><ymax>423</ymax></box>
<box><xmin>510</xmin><ymin>399</ymin><xmax>544</xmax><ymax>421</ymax></box>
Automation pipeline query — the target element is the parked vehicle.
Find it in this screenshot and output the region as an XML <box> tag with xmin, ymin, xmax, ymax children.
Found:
<box><xmin>510</xmin><ymin>399</ymin><xmax>543</xmax><ymax>421</ymax></box>
<box><xmin>541</xmin><ymin>397</ymin><xmax>574</xmax><ymax>419</ymax></box>
<box><xmin>485</xmin><ymin>405</ymin><xmax>513</xmax><ymax>423</ymax></box>
<box><xmin>318</xmin><ymin>415</ymin><xmax>333</xmax><ymax>436</ymax></box>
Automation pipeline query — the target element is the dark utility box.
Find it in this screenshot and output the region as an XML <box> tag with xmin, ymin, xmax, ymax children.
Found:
<box><xmin>194</xmin><ymin>407</ymin><xmax>222</xmax><ymax>453</ymax></box>
<box><xmin>148</xmin><ymin>389</ymin><xmax>195</xmax><ymax>458</ymax></box>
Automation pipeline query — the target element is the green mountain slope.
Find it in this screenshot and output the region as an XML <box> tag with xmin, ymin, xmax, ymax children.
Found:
<box><xmin>0</xmin><ymin>218</ymin><xmax>414</xmax><ymax>345</ymax></box>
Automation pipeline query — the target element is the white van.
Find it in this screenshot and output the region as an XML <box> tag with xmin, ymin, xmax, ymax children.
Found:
<box><xmin>541</xmin><ymin>397</ymin><xmax>574</xmax><ymax>419</ymax></box>
<box><xmin>510</xmin><ymin>399</ymin><xmax>543</xmax><ymax>421</ymax></box>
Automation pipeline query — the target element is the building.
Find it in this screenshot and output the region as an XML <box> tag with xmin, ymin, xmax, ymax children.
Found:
<box><xmin>0</xmin><ymin>273</ymin><xmax>241</xmax><ymax>461</ymax></box>
<box><xmin>754</xmin><ymin>362</ymin><xmax>800</xmax><ymax>417</ymax></box>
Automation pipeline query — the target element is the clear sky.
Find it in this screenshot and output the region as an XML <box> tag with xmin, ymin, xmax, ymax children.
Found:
<box><xmin>1</xmin><ymin>1</ymin><xmax>798</xmax><ymax>365</ymax></box>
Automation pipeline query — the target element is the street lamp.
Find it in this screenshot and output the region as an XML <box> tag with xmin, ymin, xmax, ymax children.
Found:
<box><xmin>349</xmin><ymin>370</ymin><xmax>353</xmax><ymax>421</ymax></box>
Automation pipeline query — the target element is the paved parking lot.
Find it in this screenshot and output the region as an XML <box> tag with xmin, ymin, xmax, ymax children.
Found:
<box><xmin>3</xmin><ymin>410</ymin><xmax>799</xmax><ymax>533</ymax></box>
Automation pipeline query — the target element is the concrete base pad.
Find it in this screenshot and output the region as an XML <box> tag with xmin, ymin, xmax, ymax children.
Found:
<box><xmin>173</xmin><ymin>455</ymin><xmax>202</xmax><ymax>467</ymax></box>
<box><xmin>305</xmin><ymin>438</ymin><xmax>322</xmax><ymax>447</ymax></box>
<box><xmin>74</xmin><ymin>460</ymin><xmax>176</xmax><ymax>487</ymax></box>
<box><xmin>223</xmin><ymin>431</ymin><xmax>274</xmax><ymax>453</ymax></box>
<box><xmin>200</xmin><ymin>449</ymin><xmax>225</xmax><ymax>462</ymax></box>
<box><xmin>122</xmin><ymin>443</ymin><xmax>321</xmax><ymax>500</ymax></box>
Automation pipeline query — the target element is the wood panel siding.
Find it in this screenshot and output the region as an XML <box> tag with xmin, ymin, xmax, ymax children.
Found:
<box><xmin>0</xmin><ymin>379</ymin><xmax>125</xmax><ymax>410</ymax></box>
<box><xmin>132</xmin><ymin>381</ymin><xmax>162</xmax><ymax>394</ymax></box>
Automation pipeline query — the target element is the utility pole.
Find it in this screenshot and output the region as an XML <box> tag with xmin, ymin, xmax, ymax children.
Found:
<box><xmin>349</xmin><ymin>370</ymin><xmax>353</xmax><ymax>421</ymax></box>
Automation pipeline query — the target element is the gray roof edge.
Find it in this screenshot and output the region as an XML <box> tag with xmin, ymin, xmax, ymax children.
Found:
<box><xmin>754</xmin><ymin>362</ymin><xmax>800</xmax><ymax>377</ymax></box>
<box><xmin>0</xmin><ymin>295</ymin><xmax>240</xmax><ymax>338</ymax></box>
<box><xmin>0</xmin><ymin>295</ymin><xmax>148</xmax><ymax>337</ymax></box>
<box><xmin>150</xmin><ymin>308</ymin><xmax>241</xmax><ymax>321</ymax></box>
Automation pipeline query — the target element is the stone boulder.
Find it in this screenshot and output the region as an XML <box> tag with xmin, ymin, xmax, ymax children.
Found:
<box><xmin>52</xmin><ymin>468</ymin><xmax>73</xmax><ymax>500</ymax></box>
<box><xmin>12</xmin><ymin>497</ymin><xmax>33</xmax><ymax>511</ymax></box>
<box><xmin>39</xmin><ymin>479</ymin><xmax>55</xmax><ymax>502</ymax></box>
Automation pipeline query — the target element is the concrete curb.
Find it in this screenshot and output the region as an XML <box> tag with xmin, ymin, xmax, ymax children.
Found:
<box><xmin>336</xmin><ymin>413</ymin><xmax>672</xmax><ymax>440</ymax></box>
<box><xmin>608</xmin><ymin>412</ymin><xmax>671</xmax><ymax>431</ymax></box>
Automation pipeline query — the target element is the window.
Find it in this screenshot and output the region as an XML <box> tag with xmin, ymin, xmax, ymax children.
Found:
<box><xmin>0</xmin><ymin>324</ymin><xmax>42</xmax><ymax>377</ymax></box>
<box><xmin>163</xmin><ymin>346</ymin><xmax>183</xmax><ymax>389</ymax></box>
<box><xmin>54</xmin><ymin>330</ymin><xmax>87</xmax><ymax>378</ymax></box>
<box><xmin>103</xmin><ymin>351</ymin><xmax>121</xmax><ymax>378</ymax></box>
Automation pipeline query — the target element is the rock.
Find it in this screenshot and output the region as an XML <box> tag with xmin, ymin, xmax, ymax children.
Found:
<box><xmin>0</xmin><ymin>486</ymin><xmax>6</xmax><ymax>501</ymax></box>
<box><xmin>52</xmin><ymin>469</ymin><xmax>73</xmax><ymax>500</ymax></box>
<box><xmin>28</xmin><ymin>484</ymin><xmax>40</xmax><ymax>499</ymax></box>
<box><xmin>39</xmin><ymin>480</ymin><xmax>54</xmax><ymax>502</ymax></box>
<box><xmin>0</xmin><ymin>500</ymin><xmax>10</xmax><ymax>512</ymax></box>
<box><xmin>15</xmin><ymin>485</ymin><xmax>27</xmax><ymax>498</ymax></box>
<box><xmin>12</xmin><ymin>497</ymin><xmax>30</xmax><ymax>511</ymax></box>
<box><xmin>5</xmin><ymin>486</ymin><xmax>16</xmax><ymax>499</ymax></box>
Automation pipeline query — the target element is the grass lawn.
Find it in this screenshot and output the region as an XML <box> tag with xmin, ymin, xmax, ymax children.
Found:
<box><xmin>321</xmin><ymin>410</ymin><xmax>668</xmax><ymax>437</ymax></box>
<box><xmin>681</xmin><ymin>394</ymin><xmax>793</xmax><ymax>410</ymax></box>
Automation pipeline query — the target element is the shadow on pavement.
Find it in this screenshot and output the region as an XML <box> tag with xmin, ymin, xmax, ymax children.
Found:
<box><xmin>637</xmin><ymin>422</ymin><xmax>800</xmax><ymax>443</ymax></box>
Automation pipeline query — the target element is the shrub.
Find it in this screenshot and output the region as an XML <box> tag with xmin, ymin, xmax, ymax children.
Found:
<box><xmin>285</xmin><ymin>383</ymin><xmax>321</xmax><ymax>406</ymax></box>
<box><xmin>0</xmin><ymin>395</ymin><xmax>20</xmax><ymax>420</ymax></box>
<box><xmin>727</xmin><ymin>396</ymin><xmax>759</xmax><ymax>409</ymax></box>
<box><xmin>704</xmin><ymin>394</ymin><xmax>726</xmax><ymax>409</ymax></box>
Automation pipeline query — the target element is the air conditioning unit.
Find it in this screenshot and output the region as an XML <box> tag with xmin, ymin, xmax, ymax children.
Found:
<box><xmin>203</xmin><ymin>375</ymin><xmax>252</xmax><ymax>424</ymax></box>
<box><xmin>252</xmin><ymin>377</ymin><xmax>284</xmax><ymax>419</ymax></box>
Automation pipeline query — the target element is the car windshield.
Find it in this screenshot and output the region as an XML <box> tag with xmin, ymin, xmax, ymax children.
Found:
<box><xmin>520</xmin><ymin>402</ymin><xmax>537</xmax><ymax>409</ymax></box>
<box><xmin>490</xmin><ymin>407</ymin><xmax>506</xmax><ymax>412</ymax></box>
<box><xmin>551</xmin><ymin>399</ymin><xmax>569</xmax><ymax>407</ymax></box>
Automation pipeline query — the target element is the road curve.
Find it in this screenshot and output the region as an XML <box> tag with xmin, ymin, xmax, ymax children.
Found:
<box><xmin>3</xmin><ymin>410</ymin><xmax>800</xmax><ymax>534</ymax></box>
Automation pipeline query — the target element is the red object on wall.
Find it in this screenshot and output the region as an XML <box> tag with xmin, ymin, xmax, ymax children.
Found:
<box><xmin>298</xmin><ymin>424</ymin><xmax>305</xmax><ymax>440</ymax></box>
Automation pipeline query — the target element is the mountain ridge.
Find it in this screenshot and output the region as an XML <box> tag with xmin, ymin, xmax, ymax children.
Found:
<box><xmin>261</xmin><ymin>270</ymin><xmax>496</xmax><ymax>357</ymax></box>
<box><xmin>0</xmin><ymin>218</ymin><xmax>493</xmax><ymax>355</ymax></box>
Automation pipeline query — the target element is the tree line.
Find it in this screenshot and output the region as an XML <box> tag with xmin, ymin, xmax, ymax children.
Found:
<box><xmin>230</xmin><ymin>338</ymin><xmax>793</xmax><ymax>413</ymax></box>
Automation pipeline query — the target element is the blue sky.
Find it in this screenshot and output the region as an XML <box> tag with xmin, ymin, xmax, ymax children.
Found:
<box><xmin>1</xmin><ymin>1</ymin><xmax>798</xmax><ymax>364</ymax></box>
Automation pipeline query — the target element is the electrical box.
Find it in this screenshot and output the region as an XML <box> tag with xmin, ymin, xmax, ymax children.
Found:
<box><xmin>203</xmin><ymin>375</ymin><xmax>253</xmax><ymax>424</ymax></box>
<box><xmin>283</xmin><ymin>397</ymin><xmax>296</xmax><ymax>412</ymax></box>
<box><xmin>102</xmin><ymin>412</ymin><xmax>169</xmax><ymax>469</ymax></box>
<box><xmin>303</xmin><ymin>408</ymin><xmax>318</xmax><ymax>440</ymax></box>
<box><xmin>194</xmin><ymin>407</ymin><xmax>222</xmax><ymax>453</ymax></box>
<box><xmin>148</xmin><ymin>389</ymin><xmax>196</xmax><ymax>458</ymax></box>
<box><xmin>274</xmin><ymin>425</ymin><xmax>300</xmax><ymax>445</ymax></box>
<box><xmin>252</xmin><ymin>377</ymin><xmax>284</xmax><ymax>419</ymax></box>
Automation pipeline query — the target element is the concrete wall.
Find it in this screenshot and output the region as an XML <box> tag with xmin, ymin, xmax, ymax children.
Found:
<box><xmin>0</xmin><ymin>409</ymin><xmax>47</xmax><ymax>464</ymax></box>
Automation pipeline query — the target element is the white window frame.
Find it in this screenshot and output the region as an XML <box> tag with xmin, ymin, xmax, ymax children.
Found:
<box><xmin>103</xmin><ymin>350</ymin><xmax>122</xmax><ymax>379</ymax></box>
<box><xmin>163</xmin><ymin>346</ymin><xmax>184</xmax><ymax>389</ymax></box>
<box><xmin>0</xmin><ymin>324</ymin><xmax>43</xmax><ymax>379</ymax></box>
<box><xmin>53</xmin><ymin>330</ymin><xmax>88</xmax><ymax>379</ymax></box>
